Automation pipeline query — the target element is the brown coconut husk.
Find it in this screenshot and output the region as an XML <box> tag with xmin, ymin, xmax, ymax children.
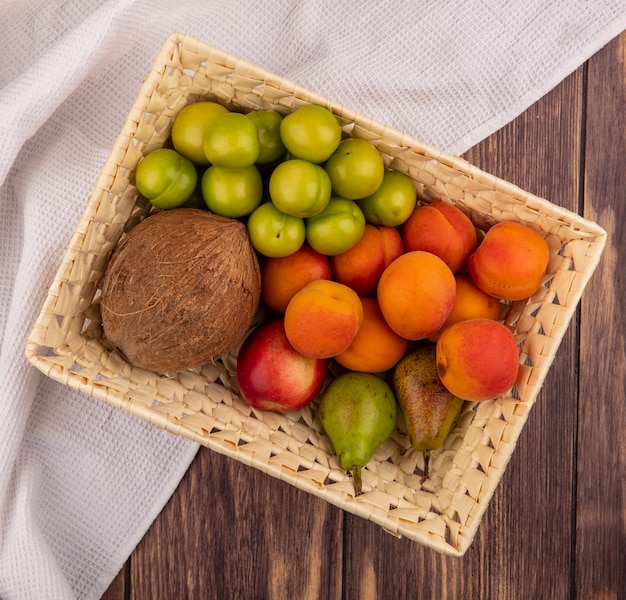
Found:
<box><xmin>100</xmin><ymin>208</ymin><xmax>261</xmax><ymax>373</ymax></box>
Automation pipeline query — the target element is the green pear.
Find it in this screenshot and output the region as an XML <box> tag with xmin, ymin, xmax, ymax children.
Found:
<box><xmin>393</xmin><ymin>345</ymin><xmax>464</xmax><ymax>483</ymax></box>
<box><xmin>319</xmin><ymin>372</ymin><xmax>397</xmax><ymax>496</ymax></box>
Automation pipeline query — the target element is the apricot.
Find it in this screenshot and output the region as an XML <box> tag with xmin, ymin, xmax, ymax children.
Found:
<box><xmin>428</xmin><ymin>274</ymin><xmax>501</xmax><ymax>341</ymax></box>
<box><xmin>436</xmin><ymin>319</ymin><xmax>520</xmax><ymax>401</ymax></box>
<box><xmin>402</xmin><ymin>202</ymin><xmax>477</xmax><ymax>273</ymax></box>
<box><xmin>334</xmin><ymin>296</ymin><xmax>408</xmax><ymax>373</ymax></box>
<box><xmin>468</xmin><ymin>221</ymin><xmax>550</xmax><ymax>301</ymax></box>
<box><xmin>377</xmin><ymin>251</ymin><xmax>456</xmax><ymax>340</ymax></box>
<box><xmin>284</xmin><ymin>279</ymin><xmax>363</xmax><ymax>358</ymax></box>
<box><xmin>260</xmin><ymin>244</ymin><xmax>331</xmax><ymax>312</ymax></box>
<box><xmin>330</xmin><ymin>224</ymin><xmax>404</xmax><ymax>295</ymax></box>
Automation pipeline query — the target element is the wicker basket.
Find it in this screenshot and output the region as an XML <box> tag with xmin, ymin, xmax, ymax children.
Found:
<box><xmin>25</xmin><ymin>32</ymin><xmax>606</xmax><ymax>556</ymax></box>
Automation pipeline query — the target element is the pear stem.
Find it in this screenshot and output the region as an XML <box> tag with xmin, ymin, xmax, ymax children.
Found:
<box><xmin>420</xmin><ymin>449</ymin><xmax>431</xmax><ymax>484</ymax></box>
<box><xmin>351</xmin><ymin>465</ymin><xmax>362</xmax><ymax>496</ymax></box>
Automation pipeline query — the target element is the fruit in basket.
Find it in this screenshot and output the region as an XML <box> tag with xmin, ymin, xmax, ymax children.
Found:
<box><xmin>402</xmin><ymin>202</ymin><xmax>478</xmax><ymax>273</ymax></box>
<box><xmin>246</xmin><ymin>202</ymin><xmax>306</xmax><ymax>258</ymax></box>
<box><xmin>135</xmin><ymin>148</ymin><xmax>198</xmax><ymax>209</ymax></box>
<box><xmin>279</xmin><ymin>104</ymin><xmax>342</xmax><ymax>163</ymax></box>
<box><xmin>357</xmin><ymin>170</ymin><xmax>417</xmax><ymax>227</ymax></box>
<box><xmin>468</xmin><ymin>221</ymin><xmax>550</xmax><ymax>300</ymax></box>
<box><xmin>324</xmin><ymin>138</ymin><xmax>385</xmax><ymax>200</ymax></box>
<box><xmin>200</xmin><ymin>164</ymin><xmax>263</xmax><ymax>218</ymax></box>
<box><xmin>284</xmin><ymin>279</ymin><xmax>363</xmax><ymax>358</ymax></box>
<box><xmin>428</xmin><ymin>274</ymin><xmax>501</xmax><ymax>342</ymax></box>
<box><xmin>260</xmin><ymin>244</ymin><xmax>331</xmax><ymax>313</ymax></box>
<box><xmin>319</xmin><ymin>372</ymin><xmax>397</xmax><ymax>496</ymax></box>
<box><xmin>305</xmin><ymin>197</ymin><xmax>366</xmax><ymax>256</ymax></box>
<box><xmin>171</xmin><ymin>101</ymin><xmax>229</xmax><ymax>165</ymax></box>
<box><xmin>236</xmin><ymin>317</ymin><xmax>328</xmax><ymax>412</ymax></box>
<box><xmin>245</xmin><ymin>109</ymin><xmax>286</xmax><ymax>164</ymax></box>
<box><xmin>435</xmin><ymin>319</ymin><xmax>520</xmax><ymax>401</ymax></box>
<box><xmin>269</xmin><ymin>159</ymin><xmax>332</xmax><ymax>218</ymax></box>
<box><xmin>202</xmin><ymin>111</ymin><xmax>260</xmax><ymax>167</ymax></box>
<box><xmin>100</xmin><ymin>208</ymin><xmax>260</xmax><ymax>373</ymax></box>
<box><xmin>393</xmin><ymin>346</ymin><xmax>464</xmax><ymax>483</ymax></box>
<box><xmin>334</xmin><ymin>296</ymin><xmax>407</xmax><ymax>373</ymax></box>
<box><xmin>377</xmin><ymin>251</ymin><xmax>456</xmax><ymax>340</ymax></box>
<box><xmin>330</xmin><ymin>224</ymin><xmax>403</xmax><ymax>296</ymax></box>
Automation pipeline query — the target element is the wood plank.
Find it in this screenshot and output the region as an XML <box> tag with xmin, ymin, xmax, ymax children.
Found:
<box><xmin>575</xmin><ymin>31</ymin><xmax>626</xmax><ymax>600</ymax></box>
<box><xmin>342</xmin><ymin>63</ymin><xmax>584</xmax><ymax>599</ymax></box>
<box><xmin>102</xmin><ymin>567</ymin><xmax>126</xmax><ymax>599</ymax></box>
<box><xmin>127</xmin><ymin>447</ymin><xmax>344</xmax><ymax>600</ymax></box>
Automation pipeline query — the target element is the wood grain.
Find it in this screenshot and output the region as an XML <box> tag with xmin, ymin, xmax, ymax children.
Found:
<box><xmin>576</xmin><ymin>33</ymin><xmax>626</xmax><ymax>600</ymax></box>
<box><xmin>102</xmin><ymin>30</ymin><xmax>626</xmax><ymax>600</ymax></box>
<box><xmin>128</xmin><ymin>449</ymin><xmax>344</xmax><ymax>600</ymax></box>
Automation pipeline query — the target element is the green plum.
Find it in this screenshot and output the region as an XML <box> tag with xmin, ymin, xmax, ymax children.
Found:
<box><xmin>358</xmin><ymin>170</ymin><xmax>417</xmax><ymax>227</ymax></box>
<box><xmin>203</xmin><ymin>112</ymin><xmax>260</xmax><ymax>167</ymax></box>
<box><xmin>247</xmin><ymin>201</ymin><xmax>306</xmax><ymax>257</ymax></box>
<box><xmin>171</xmin><ymin>101</ymin><xmax>229</xmax><ymax>165</ymax></box>
<box><xmin>324</xmin><ymin>138</ymin><xmax>385</xmax><ymax>200</ymax></box>
<box><xmin>269</xmin><ymin>159</ymin><xmax>331</xmax><ymax>218</ymax></box>
<box><xmin>135</xmin><ymin>148</ymin><xmax>197</xmax><ymax>209</ymax></box>
<box><xmin>246</xmin><ymin>109</ymin><xmax>286</xmax><ymax>164</ymax></box>
<box><xmin>201</xmin><ymin>164</ymin><xmax>263</xmax><ymax>218</ymax></box>
<box><xmin>280</xmin><ymin>104</ymin><xmax>342</xmax><ymax>163</ymax></box>
<box><xmin>305</xmin><ymin>196</ymin><xmax>366</xmax><ymax>256</ymax></box>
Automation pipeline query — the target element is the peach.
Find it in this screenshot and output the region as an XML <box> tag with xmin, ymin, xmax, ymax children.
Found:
<box><xmin>428</xmin><ymin>274</ymin><xmax>501</xmax><ymax>341</ymax></box>
<box><xmin>284</xmin><ymin>279</ymin><xmax>363</xmax><ymax>358</ymax></box>
<box><xmin>260</xmin><ymin>243</ymin><xmax>331</xmax><ymax>312</ymax></box>
<box><xmin>436</xmin><ymin>319</ymin><xmax>520</xmax><ymax>401</ymax></box>
<box><xmin>468</xmin><ymin>221</ymin><xmax>550</xmax><ymax>301</ymax></box>
<box><xmin>334</xmin><ymin>296</ymin><xmax>408</xmax><ymax>373</ymax></box>
<box><xmin>402</xmin><ymin>202</ymin><xmax>477</xmax><ymax>273</ymax></box>
<box><xmin>330</xmin><ymin>224</ymin><xmax>404</xmax><ymax>295</ymax></box>
<box><xmin>377</xmin><ymin>250</ymin><xmax>456</xmax><ymax>340</ymax></box>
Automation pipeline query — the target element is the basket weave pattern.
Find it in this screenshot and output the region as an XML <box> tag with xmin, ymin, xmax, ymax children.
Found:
<box><xmin>25</xmin><ymin>33</ymin><xmax>606</xmax><ymax>556</ymax></box>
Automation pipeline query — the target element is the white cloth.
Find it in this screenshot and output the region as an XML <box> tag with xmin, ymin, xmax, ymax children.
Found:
<box><xmin>1</xmin><ymin>1</ymin><xmax>624</xmax><ymax>598</ymax></box>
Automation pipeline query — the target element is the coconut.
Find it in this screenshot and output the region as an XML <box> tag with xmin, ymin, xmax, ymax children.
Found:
<box><xmin>100</xmin><ymin>208</ymin><xmax>261</xmax><ymax>372</ymax></box>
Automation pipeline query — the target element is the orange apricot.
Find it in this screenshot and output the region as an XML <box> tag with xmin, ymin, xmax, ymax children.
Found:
<box><xmin>284</xmin><ymin>279</ymin><xmax>363</xmax><ymax>358</ymax></box>
<box><xmin>377</xmin><ymin>250</ymin><xmax>456</xmax><ymax>340</ymax></box>
<box><xmin>468</xmin><ymin>221</ymin><xmax>550</xmax><ymax>301</ymax></box>
<box><xmin>330</xmin><ymin>224</ymin><xmax>403</xmax><ymax>296</ymax></box>
<box><xmin>379</xmin><ymin>226</ymin><xmax>405</xmax><ymax>265</ymax></box>
<box><xmin>402</xmin><ymin>202</ymin><xmax>477</xmax><ymax>273</ymax></box>
<box><xmin>436</xmin><ymin>319</ymin><xmax>519</xmax><ymax>401</ymax></box>
<box><xmin>428</xmin><ymin>274</ymin><xmax>501</xmax><ymax>341</ymax></box>
<box><xmin>334</xmin><ymin>296</ymin><xmax>408</xmax><ymax>373</ymax></box>
<box><xmin>260</xmin><ymin>244</ymin><xmax>331</xmax><ymax>312</ymax></box>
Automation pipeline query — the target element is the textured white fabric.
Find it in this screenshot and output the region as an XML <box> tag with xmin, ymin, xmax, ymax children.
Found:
<box><xmin>1</xmin><ymin>1</ymin><xmax>624</xmax><ymax>598</ymax></box>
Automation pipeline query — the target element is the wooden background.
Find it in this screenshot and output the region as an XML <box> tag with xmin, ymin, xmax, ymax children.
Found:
<box><xmin>103</xmin><ymin>30</ymin><xmax>625</xmax><ymax>600</ymax></box>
